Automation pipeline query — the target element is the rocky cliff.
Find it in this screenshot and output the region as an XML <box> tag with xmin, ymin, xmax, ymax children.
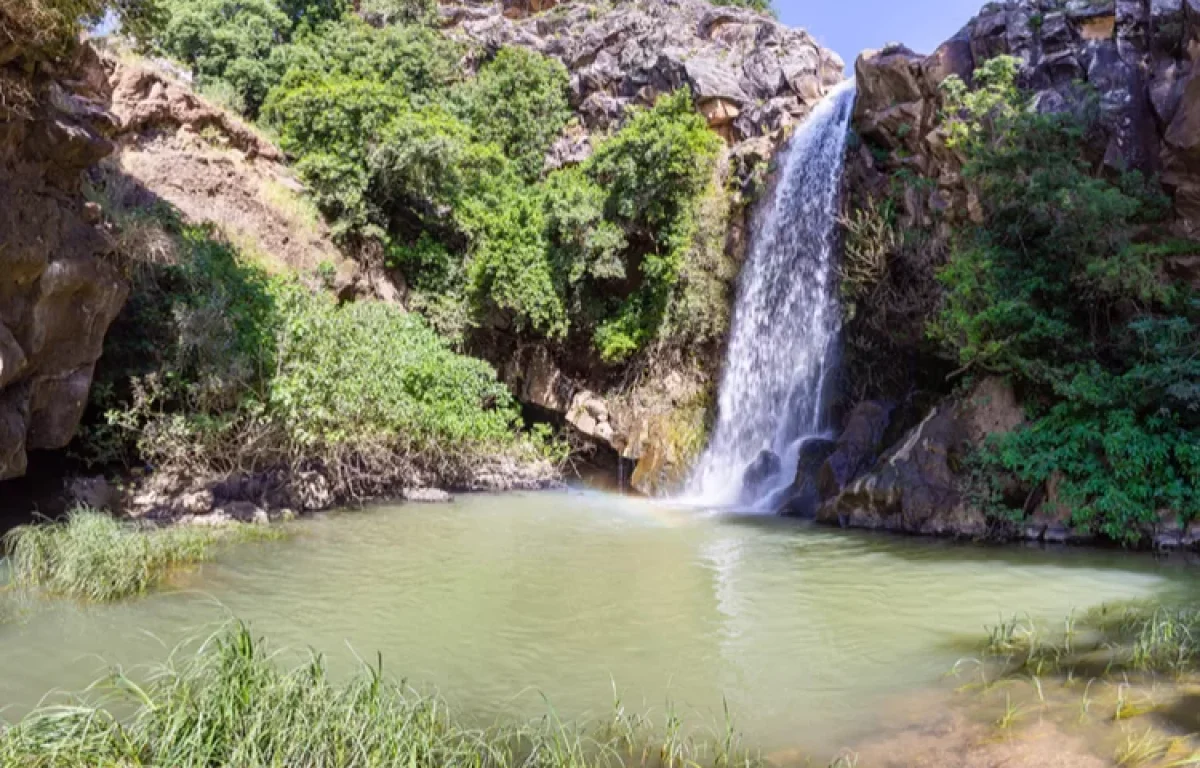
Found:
<box><xmin>812</xmin><ymin>0</ymin><xmax>1200</xmax><ymax>546</ymax></box>
<box><xmin>440</xmin><ymin>0</ymin><xmax>846</xmax><ymax>492</ymax></box>
<box><xmin>0</xmin><ymin>25</ymin><xmax>128</xmax><ymax>481</ymax></box>
<box><xmin>441</xmin><ymin>0</ymin><xmax>844</xmax><ymax>147</ymax></box>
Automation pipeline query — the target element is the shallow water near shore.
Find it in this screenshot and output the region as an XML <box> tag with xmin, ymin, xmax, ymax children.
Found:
<box><xmin>1</xmin><ymin>490</ymin><xmax>1197</xmax><ymax>757</ymax></box>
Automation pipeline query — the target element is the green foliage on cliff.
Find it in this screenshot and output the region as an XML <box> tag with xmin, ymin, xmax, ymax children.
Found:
<box><xmin>709</xmin><ymin>0</ymin><xmax>774</xmax><ymax>15</ymax></box>
<box><xmin>115</xmin><ymin>0</ymin><xmax>725</xmax><ymax>369</ymax></box>
<box><xmin>85</xmin><ymin>202</ymin><xmax>543</xmax><ymax>497</ymax></box>
<box><xmin>451</xmin><ymin>47</ymin><xmax>571</xmax><ymax>181</ymax></box>
<box><xmin>157</xmin><ymin>0</ymin><xmax>293</xmax><ymax>114</ymax></box>
<box><xmin>262</xmin><ymin>32</ymin><xmax>720</xmax><ymax>361</ymax></box>
<box><xmin>936</xmin><ymin>55</ymin><xmax>1200</xmax><ymax>541</ymax></box>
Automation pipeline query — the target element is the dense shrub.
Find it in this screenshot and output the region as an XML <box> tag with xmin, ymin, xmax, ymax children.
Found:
<box><xmin>450</xmin><ymin>47</ymin><xmax>571</xmax><ymax>180</ymax></box>
<box><xmin>581</xmin><ymin>90</ymin><xmax>723</xmax><ymax>360</ymax></box>
<box><xmin>710</xmin><ymin>0</ymin><xmax>773</xmax><ymax>13</ymax></box>
<box><xmin>935</xmin><ymin>56</ymin><xmax>1199</xmax><ymax>541</ymax></box>
<box><xmin>268</xmin><ymin>18</ymin><xmax>460</xmax><ymax>99</ymax></box>
<box><xmin>85</xmin><ymin>206</ymin><xmax>541</xmax><ymax>496</ymax></box>
<box><xmin>156</xmin><ymin>0</ymin><xmax>293</xmax><ymax>115</ymax></box>
<box><xmin>264</xmin><ymin>76</ymin><xmax>408</xmax><ymax>234</ymax></box>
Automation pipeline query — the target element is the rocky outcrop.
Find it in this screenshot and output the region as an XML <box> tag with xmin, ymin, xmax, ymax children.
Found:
<box><xmin>108</xmin><ymin>59</ymin><xmax>283</xmax><ymax>162</ymax></box>
<box><xmin>817</xmin><ymin>378</ymin><xmax>1024</xmax><ymax>537</ymax></box>
<box><xmin>501</xmin><ymin>344</ymin><xmax>709</xmax><ymax>494</ymax></box>
<box><xmin>823</xmin><ymin>0</ymin><xmax>1200</xmax><ymax>541</ymax></box>
<box><xmin>97</xmin><ymin>53</ymin><xmax>391</xmax><ymax>301</ymax></box>
<box><xmin>0</xmin><ymin>34</ymin><xmax>128</xmax><ymax>481</ymax></box>
<box><xmin>440</xmin><ymin>0</ymin><xmax>844</xmax><ymax>150</ymax></box>
<box><xmin>851</xmin><ymin>0</ymin><xmax>1200</xmax><ymax>237</ymax></box>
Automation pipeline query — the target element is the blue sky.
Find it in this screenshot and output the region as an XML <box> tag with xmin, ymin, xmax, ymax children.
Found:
<box><xmin>775</xmin><ymin>0</ymin><xmax>984</xmax><ymax>71</ymax></box>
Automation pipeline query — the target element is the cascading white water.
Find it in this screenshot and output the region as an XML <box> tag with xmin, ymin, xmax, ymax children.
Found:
<box><xmin>688</xmin><ymin>80</ymin><xmax>857</xmax><ymax>510</ymax></box>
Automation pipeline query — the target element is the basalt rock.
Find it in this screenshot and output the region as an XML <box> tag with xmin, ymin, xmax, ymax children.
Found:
<box><xmin>0</xmin><ymin>33</ymin><xmax>128</xmax><ymax>482</ymax></box>
<box><xmin>441</xmin><ymin>0</ymin><xmax>844</xmax><ymax>153</ymax></box>
<box><xmin>817</xmin><ymin>401</ymin><xmax>892</xmax><ymax>501</ymax></box>
<box><xmin>741</xmin><ymin>448</ymin><xmax>782</xmax><ymax>498</ymax></box>
<box><xmin>850</xmin><ymin>0</ymin><xmax>1200</xmax><ymax>243</ymax></box>
<box><xmin>780</xmin><ymin>436</ymin><xmax>836</xmax><ymax>518</ymax></box>
<box><xmin>817</xmin><ymin>378</ymin><xmax>1024</xmax><ymax>538</ymax></box>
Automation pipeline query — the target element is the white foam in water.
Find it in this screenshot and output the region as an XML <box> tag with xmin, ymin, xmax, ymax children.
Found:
<box><xmin>686</xmin><ymin>80</ymin><xmax>857</xmax><ymax>510</ymax></box>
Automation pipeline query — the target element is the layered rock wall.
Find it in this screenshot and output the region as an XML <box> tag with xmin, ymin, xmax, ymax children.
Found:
<box><xmin>0</xmin><ymin>34</ymin><xmax>128</xmax><ymax>481</ymax></box>
<box><xmin>814</xmin><ymin>0</ymin><xmax>1200</xmax><ymax>543</ymax></box>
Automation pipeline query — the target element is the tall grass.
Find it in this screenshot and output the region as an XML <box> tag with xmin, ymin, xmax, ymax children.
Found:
<box><xmin>3</xmin><ymin>509</ymin><xmax>277</xmax><ymax>602</ymax></box>
<box><xmin>980</xmin><ymin>602</ymin><xmax>1200</xmax><ymax>678</ymax></box>
<box><xmin>0</xmin><ymin>621</ymin><xmax>765</xmax><ymax>768</ymax></box>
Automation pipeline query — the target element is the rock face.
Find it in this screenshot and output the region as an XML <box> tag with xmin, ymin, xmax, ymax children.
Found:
<box><xmin>0</xmin><ymin>36</ymin><xmax>129</xmax><ymax>481</ymax></box>
<box><xmin>502</xmin><ymin>344</ymin><xmax>709</xmax><ymax>495</ymax></box>
<box><xmin>443</xmin><ymin>0</ymin><xmax>845</xmax><ymax>493</ymax></box>
<box><xmin>824</xmin><ymin>0</ymin><xmax>1200</xmax><ymax>540</ymax></box>
<box><xmin>851</xmin><ymin>0</ymin><xmax>1200</xmax><ymax>237</ymax></box>
<box><xmin>817</xmin><ymin>378</ymin><xmax>1024</xmax><ymax>537</ymax></box>
<box><xmin>441</xmin><ymin>0</ymin><xmax>844</xmax><ymax>149</ymax></box>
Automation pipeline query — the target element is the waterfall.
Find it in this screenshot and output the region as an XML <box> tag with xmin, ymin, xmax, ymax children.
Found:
<box><xmin>687</xmin><ymin>80</ymin><xmax>857</xmax><ymax>510</ymax></box>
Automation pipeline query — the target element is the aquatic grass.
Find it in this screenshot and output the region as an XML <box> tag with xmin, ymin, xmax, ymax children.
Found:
<box><xmin>1115</xmin><ymin>727</ymin><xmax>1174</xmax><ymax>767</ymax></box>
<box><xmin>3</xmin><ymin>508</ymin><xmax>283</xmax><ymax>602</ymax></box>
<box><xmin>0</xmin><ymin>621</ymin><xmax>770</xmax><ymax>768</ymax></box>
<box><xmin>980</xmin><ymin>602</ymin><xmax>1200</xmax><ymax>679</ymax></box>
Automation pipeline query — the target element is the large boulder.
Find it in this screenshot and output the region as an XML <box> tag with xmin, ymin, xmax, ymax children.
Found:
<box><xmin>816</xmin><ymin>377</ymin><xmax>1024</xmax><ymax>537</ymax></box>
<box><xmin>741</xmin><ymin>448</ymin><xmax>782</xmax><ymax>498</ymax></box>
<box><xmin>780</xmin><ymin>436</ymin><xmax>836</xmax><ymax>517</ymax></box>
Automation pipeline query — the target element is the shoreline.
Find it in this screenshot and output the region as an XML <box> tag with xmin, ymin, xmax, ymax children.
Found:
<box><xmin>9</xmin><ymin>462</ymin><xmax>1200</xmax><ymax>564</ymax></box>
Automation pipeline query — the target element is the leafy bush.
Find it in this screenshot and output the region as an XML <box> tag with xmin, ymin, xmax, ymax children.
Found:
<box><xmin>86</xmin><ymin>208</ymin><xmax>543</xmax><ymax>498</ymax></box>
<box><xmin>581</xmin><ymin>90</ymin><xmax>723</xmax><ymax>360</ymax></box>
<box><xmin>156</xmin><ymin>0</ymin><xmax>293</xmax><ymax>115</ymax></box>
<box><xmin>451</xmin><ymin>47</ymin><xmax>571</xmax><ymax>180</ymax></box>
<box><xmin>360</xmin><ymin>0</ymin><xmax>438</xmax><ymax>26</ymax></box>
<box><xmin>270</xmin><ymin>281</ymin><xmax>521</xmax><ymax>454</ymax></box>
<box><xmin>934</xmin><ymin>55</ymin><xmax>1199</xmax><ymax>540</ymax></box>
<box><xmin>269</xmin><ymin>18</ymin><xmax>460</xmax><ymax>100</ymax></box>
<box><xmin>709</xmin><ymin>0</ymin><xmax>773</xmax><ymax>13</ymax></box>
<box><xmin>264</xmin><ymin>75</ymin><xmax>408</xmax><ymax>234</ymax></box>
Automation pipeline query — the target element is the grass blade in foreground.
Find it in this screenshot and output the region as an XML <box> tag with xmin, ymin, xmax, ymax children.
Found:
<box><xmin>0</xmin><ymin>620</ymin><xmax>765</xmax><ymax>768</ymax></box>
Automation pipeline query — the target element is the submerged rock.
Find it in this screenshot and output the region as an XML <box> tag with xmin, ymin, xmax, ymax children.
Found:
<box><xmin>741</xmin><ymin>448</ymin><xmax>782</xmax><ymax>498</ymax></box>
<box><xmin>402</xmin><ymin>488</ymin><xmax>454</xmax><ymax>503</ymax></box>
<box><xmin>779</xmin><ymin>436</ymin><xmax>836</xmax><ymax>518</ymax></box>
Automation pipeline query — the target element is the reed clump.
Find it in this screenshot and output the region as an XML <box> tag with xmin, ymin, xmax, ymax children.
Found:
<box><xmin>0</xmin><ymin>621</ymin><xmax>764</xmax><ymax>768</ymax></box>
<box><xmin>980</xmin><ymin>602</ymin><xmax>1200</xmax><ymax>678</ymax></box>
<box><xmin>3</xmin><ymin>508</ymin><xmax>279</xmax><ymax>602</ymax></box>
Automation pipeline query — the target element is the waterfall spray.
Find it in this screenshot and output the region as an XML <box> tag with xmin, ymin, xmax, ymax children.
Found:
<box><xmin>687</xmin><ymin>80</ymin><xmax>857</xmax><ymax>510</ymax></box>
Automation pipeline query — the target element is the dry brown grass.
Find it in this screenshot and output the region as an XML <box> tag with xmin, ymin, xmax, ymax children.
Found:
<box><xmin>0</xmin><ymin>0</ymin><xmax>99</xmax><ymax>53</ymax></box>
